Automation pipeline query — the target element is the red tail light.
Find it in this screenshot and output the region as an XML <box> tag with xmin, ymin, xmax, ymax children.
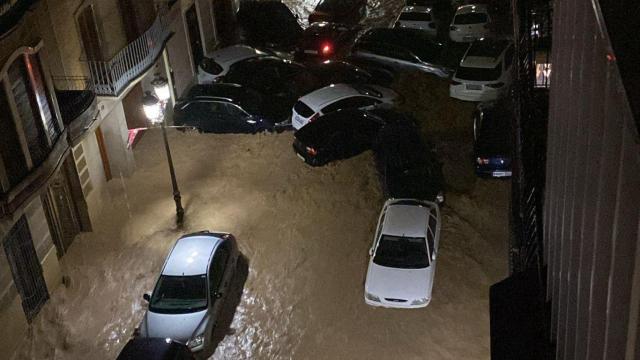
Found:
<box><xmin>321</xmin><ymin>42</ymin><xmax>333</xmax><ymax>56</ymax></box>
<box><xmin>309</xmin><ymin>113</ymin><xmax>319</xmax><ymax>123</ymax></box>
<box><xmin>477</xmin><ymin>157</ymin><xmax>489</xmax><ymax>165</ymax></box>
<box><xmin>306</xmin><ymin>146</ymin><xmax>318</xmax><ymax>156</ymax></box>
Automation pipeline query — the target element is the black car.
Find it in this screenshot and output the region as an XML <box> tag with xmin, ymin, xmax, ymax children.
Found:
<box><xmin>294</xmin><ymin>22</ymin><xmax>359</xmax><ymax>63</ymax></box>
<box><xmin>173</xmin><ymin>84</ymin><xmax>290</xmax><ymax>133</ymax></box>
<box><xmin>374</xmin><ymin>121</ymin><xmax>445</xmax><ymax>203</ymax></box>
<box><xmin>222</xmin><ymin>57</ymin><xmax>375</xmax><ymax>104</ymax></box>
<box><xmin>236</xmin><ymin>1</ymin><xmax>303</xmax><ymax>50</ymax></box>
<box><xmin>293</xmin><ymin>108</ymin><xmax>410</xmax><ymax>166</ymax></box>
<box><xmin>309</xmin><ymin>0</ymin><xmax>367</xmax><ymax>25</ymax></box>
<box><xmin>473</xmin><ymin>103</ymin><xmax>513</xmax><ymax>178</ymax></box>
<box><xmin>117</xmin><ymin>338</ymin><xmax>194</xmax><ymax>360</ymax></box>
<box><xmin>293</xmin><ymin>108</ymin><xmax>389</xmax><ymax>166</ymax></box>
<box><xmin>351</xmin><ymin>28</ymin><xmax>453</xmax><ymax>78</ymax></box>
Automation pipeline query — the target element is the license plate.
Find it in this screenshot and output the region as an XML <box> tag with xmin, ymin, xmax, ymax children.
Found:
<box><xmin>493</xmin><ymin>171</ymin><xmax>511</xmax><ymax>177</ymax></box>
<box><xmin>304</xmin><ymin>50</ymin><xmax>318</xmax><ymax>54</ymax></box>
<box><xmin>296</xmin><ymin>153</ymin><xmax>306</xmax><ymax>162</ymax></box>
<box><xmin>467</xmin><ymin>84</ymin><xmax>482</xmax><ymax>90</ymax></box>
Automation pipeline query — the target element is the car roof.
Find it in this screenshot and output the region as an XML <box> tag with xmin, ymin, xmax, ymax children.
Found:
<box><xmin>402</xmin><ymin>5</ymin><xmax>433</xmax><ymax>13</ymax></box>
<box><xmin>204</xmin><ymin>45</ymin><xmax>265</xmax><ymax>65</ymax></box>
<box><xmin>381</xmin><ymin>203</ymin><xmax>431</xmax><ymax>238</ymax></box>
<box><xmin>298</xmin><ymin>83</ymin><xmax>392</xmax><ymax>110</ymax></box>
<box><xmin>460</xmin><ymin>40</ymin><xmax>510</xmax><ymax>68</ymax></box>
<box><xmin>456</xmin><ymin>4</ymin><xmax>489</xmax><ymax>14</ymax></box>
<box><xmin>162</xmin><ymin>235</ymin><xmax>223</xmax><ymax>276</ymax></box>
<box><xmin>357</xmin><ymin>28</ymin><xmax>443</xmax><ymax>58</ymax></box>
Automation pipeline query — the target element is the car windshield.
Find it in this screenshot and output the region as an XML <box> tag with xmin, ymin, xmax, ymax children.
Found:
<box><xmin>456</xmin><ymin>63</ymin><xmax>502</xmax><ymax>81</ymax></box>
<box><xmin>454</xmin><ymin>12</ymin><xmax>489</xmax><ymax>25</ymax></box>
<box><xmin>399</xmin><ymin>12</ymin><xmax>432</xmax><ymax>21</ymax></box>
<box><xmin>373</xmin><ymin>235</ymin><xmax>430</xmax><ymax>269</ymax></box>
<box><xmin>149</xmin><ymin>275</ymin><xmax>208</xmax><ymax>314</ymax></box>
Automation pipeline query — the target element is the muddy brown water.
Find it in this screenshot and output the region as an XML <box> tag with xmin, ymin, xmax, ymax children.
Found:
<box><xmin>12</xmin><ymin>130</ymin><xmax>508</xmax><ymax>360</ymax></box>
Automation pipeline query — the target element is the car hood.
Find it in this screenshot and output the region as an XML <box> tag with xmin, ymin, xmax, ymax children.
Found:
<box><xmin>206</xmin><ymin>46</ymin><xmax>263</xmax><ymax>66</ymax></box>
<box><xmin>140</xmin><ymin>309</ymin><xmax>208</xmax><ymax>343</ymax></box>
<box><xmin>365</xmin><ymin>262</ymin><xmax>433</xmax><ymax>301</ymax></box>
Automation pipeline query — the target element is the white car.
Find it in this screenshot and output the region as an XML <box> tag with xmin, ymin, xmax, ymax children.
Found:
<box><xmin>138</xmin><ymin>231</ymin><xmax>238</xmax><ymax>354</ymax></box>
<box><xmin>292</xmin><ymin>84</ymin><xmax>397</xmax><ymax>130</ymax></box>
<box><xmin>197</xmin><ymin>45</ymin><xmax>267</xmax><ymax>84</ymax></box>
<box><xmin>450</xmin><ymin>39</ymin><xmax>514</xmax><ymax>102</ymax></box>
<box><xmin>394</xmin><ymin>6</ymin><xmax>438</xmax><ymax>37</ymax></box>
<box><xmin>364</xmin><ymin>199</ymin><xmax>441</xmax><ymax>308</ymax></box>
<box><xmin>449</xmin><ymin>4</ymin><xmax>491</xmax><ymax>42</ymax></box>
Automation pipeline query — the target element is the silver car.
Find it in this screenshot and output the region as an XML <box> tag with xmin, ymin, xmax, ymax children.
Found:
<box><xmin>138</xmin><ymin>231</ymin><xmax>238</xmax><ymax>354</ymax></box>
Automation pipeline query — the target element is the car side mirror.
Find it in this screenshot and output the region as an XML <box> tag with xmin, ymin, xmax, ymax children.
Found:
<box><xmin>215</xmin><ymin>292</ymin><xmax>223</xmax><ymax>299</ymax></box>
<box><xmin>431</xmin><ymin>252</ymin><xmax>437</xmax><ymax>261</ymax></box>
<box><xmin>368</xmin><ymin>247</ymin><xmax>374</xmax><ymax>256</ymax></box>
<box><xmin>143</xmin><ymin>293</ymin><xmax>151</xmax><ymax>302</ymax></box>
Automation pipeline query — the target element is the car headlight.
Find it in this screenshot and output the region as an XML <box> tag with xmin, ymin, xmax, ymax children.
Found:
<box><xmin>365</xmin><ymin>292</ymin><xmax>381</xmax><ymax>302</ymax></box>
<box><xmin>436</xmin><ymin>191</ymin><xmax>445</xmax><ymax>204</ymax></box>
<box><xmin>187</xmin><ymin>333</ymin><xmax>205</xmax><ymax>350</ymax></box>
<box><xmin>411</xmin><ymin>298</ymin><xmax>429</xmax><ymax>306</ymax></box>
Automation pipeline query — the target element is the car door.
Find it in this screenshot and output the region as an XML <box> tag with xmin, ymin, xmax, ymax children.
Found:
<box><xmin>179</xmin><ymin>102</ymin><xmax>208</xmax><ymax>129</ymax></box>
<box><xmin>198</xmin><ymin>101</ymin><xmax>230</xmax><ymax>133</ymax></box>
<box><xmin>207</xmin><ymin>244</ymin><xmax>230</xmax><ymax>328</ymax></box>
<box><xmin>224</xmin><ymin>103</ymin><xmax>257</xmax><ymax>133</ymax></box>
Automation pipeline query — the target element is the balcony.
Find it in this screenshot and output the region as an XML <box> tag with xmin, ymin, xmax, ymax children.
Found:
<box><xmin>84</xmin><ymin>15</ymin><xmax>171</xmax><ymax>97</ymax></box>
<box><xmin>53</xmin><ymin>76</ymin><xmax>98</xmax><ymax>144</ymax></box>
<box><xmin>0</xmin><ymin>0</ymin><xmax>38</xmax><ymax>36</ymax></box>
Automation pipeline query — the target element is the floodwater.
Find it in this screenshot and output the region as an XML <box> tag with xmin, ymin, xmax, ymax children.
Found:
<box><xmin>11</xmin><ymin>129</ymin><xmax>509</xmax><ymax>360</ymax></box>
<box><xmin>11</xmin><ymin>1</ymin><xmax>510</xmax><ymax>359</ymax></box>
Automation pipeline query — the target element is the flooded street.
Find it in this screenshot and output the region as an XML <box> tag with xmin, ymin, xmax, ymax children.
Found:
<box><xmin>12</xmin><ymin>129</ymin><xmax>508</xmax><ymax>360</ymax></box>
<box><xmin>10</xmin><ymin>1</ymin><xmax>510</xmax><ymax>359</ymax></box>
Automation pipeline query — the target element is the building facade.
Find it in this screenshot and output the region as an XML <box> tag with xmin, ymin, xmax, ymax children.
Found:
<box><xmin>0</xmin><ymin>0</ymin><xmax>234</xmax><ymax>355</ymax></box>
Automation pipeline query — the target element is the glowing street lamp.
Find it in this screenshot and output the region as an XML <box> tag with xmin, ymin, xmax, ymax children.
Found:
<box><xmin>144</xmin><ymin>76</ymin><xmax>184</xmax><ymax>225</ymax></box>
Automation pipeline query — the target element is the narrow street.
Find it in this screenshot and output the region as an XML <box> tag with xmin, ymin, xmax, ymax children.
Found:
<box><xmin>13</xmin><ymin>129</ymin><xmax>509</xmax><ymax>359</ymax></box>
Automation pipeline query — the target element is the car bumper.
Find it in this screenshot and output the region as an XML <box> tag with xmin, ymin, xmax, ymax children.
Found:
<box><xmin>364</xmin><ymin>297</ymin><xmax>430</xmax><ymax>309</ymax></box>
<box><xmin>449</xmin><ymin>31</ymin><xmax>489</xmax><ymax>43</ymax></box>
<box><xmin>450</xmin><ymin>85</ymin><xmax>506</xmax><ymax>102</ymax></box>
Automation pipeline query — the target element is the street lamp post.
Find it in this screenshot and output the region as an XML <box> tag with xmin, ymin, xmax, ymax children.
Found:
<box><xmin>143</xmin><ymin>77</ymin><xmax>184</xmax><ymax>226</ymax></box>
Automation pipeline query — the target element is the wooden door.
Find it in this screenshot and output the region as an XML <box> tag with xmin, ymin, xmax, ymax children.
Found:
<box><xmin>42</xmin><ymin>169</ymin><xmax>81</xmax><ymax>258</ymax></box>
<box><xmin>95</xmin><ymin>126</ymin><xmax>112</xmax><ymax>181</ymax></box>
<box><xmin>77</xmin><ymin>5</ymin><xmax>103</xmax><ymax>61</ymax></box>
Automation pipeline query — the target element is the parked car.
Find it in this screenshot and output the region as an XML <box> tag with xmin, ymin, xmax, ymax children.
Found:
<box><xmin>292</xmin><ymin>83</ymin><xmax>397</xmax><ymax>130</ymax></box>
<box><xmin>236</xmin><ymin>1</ymin><xmax>303</xmax><ymax>51</ymax></box>
<box><xmin>473</xmin><ymin>102</ymin><xmax>513</xmax><ymax>178</ymax></box>
<box><xmin>292</xmin><ymin>108</ymin><xmax>398</xmax><ymax>166</ymax></box>
<box><xmin>351</xmin><ymin>28</ymin><xmax>452</xmax><ymax>78</ymax></box>
<box><xmin>449</xmin><ymin>4</ymin><xmax>492</xmax><ymax>42</ymax></box>
<box><xmin>374</xmin><ymin>122</ymin><xmax>445</xmax><ymax>203</ymax></box>
<box><xmin>117</xmin><ymin>338</ymin><xmax>195</xmax><ymax>360</ymax></box>
<box><xmin>394</xmin><ymin>6</ymin><xmax>439</xmax><ymax>37</ymax></box>
<box><xmin>197</xmin><ymin>45</ymin><xmax>267</xmax><ymax>84</ymax></box>
<box><xmin>294</xmin><ymin>22</ymin><xmax>359</xmax><ymax>63</ymax></box>
<box><xmin>309</xmin><ymin>0</ymin><xmax>367</xmax><ymax>25</ymax></box>
<box><xmin>364</xmin><ymin>198</ymin><xmax>441</xmax><ymax>308</ymax></box>
<box><xmin>173</xmin><ymin>84</ymin><xmax>291</xmax><ymax>133</ymax></box>
<box><xmin>450</xmin><ymin>39</ymin><xmax>514</xmax><ymax>102</ymax></box>
<box><xmin>137</xmin><ymin>232</ymin><xmax>239</xmax><ymax>354</ymax></box>
<box><xmin>221</xmin><ymin>57</ymin><xmax>375</xmax><ymax>106</ymax></box>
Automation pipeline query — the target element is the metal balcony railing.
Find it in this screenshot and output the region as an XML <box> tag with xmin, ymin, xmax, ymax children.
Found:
<box><xmin>84</xmin><ymin>15</ymin><xmax>170</xmax><ymax>96</ymax></box>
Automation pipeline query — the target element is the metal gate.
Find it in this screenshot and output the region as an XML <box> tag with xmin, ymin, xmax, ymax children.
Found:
<box><xmin>3</xmin><ymin>216</ymin><xmax>49</xmax><ymax>321</ymax></box>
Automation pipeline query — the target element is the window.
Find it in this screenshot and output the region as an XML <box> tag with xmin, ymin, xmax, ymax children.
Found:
<box><xmin>321</xmin><ymin>96</ymin><xmax>381</xmax><ymax>114</ymax></box>
<box><xmin>427</xmin><ymin>214</ymin><xmax>438</xmax><ymax>257</ymax></box>
<box><xmin>208</xmin><ymin>243</ymin><xmax>230</xmax><ymax>297</ymax></box>
<box><xmin>6</xmin><ymin>54</ymin><xmax>60</xmax><ymax>167</ymax></box>
<box><xmin>373</xmin><ymin>235</ymin><xmax>430</xmax><ymax>269</ymax></box>
<box><xmin>149</xmin><ymin>275</ymin><xmax>208</xmax><ymax>314</ymax></box>
<box><xmin>294</xmin><ymin>101</ymin><xmax>315</xmax><ymax>117</ymax></box>
<box><xmin>0</xmin><ymin>85</ymin><xmax>28</xmax><ymax>189</ymax></box>
<box><xmin>454</xmin><ymin>13</ymin><xmax>489</xmax><ymax>25</ymax></box>
<box><xmin>456</xmin><ymin>63</ymin><xmax>502</xmax><ymax>81</ymax></box>
<box><xmin>399</xmin><ymin>12</ymin><xmax>432</xmax><ymax>21</ymax></box>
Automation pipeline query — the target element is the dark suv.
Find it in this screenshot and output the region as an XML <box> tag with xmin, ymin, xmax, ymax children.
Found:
<box><xmin>173</xmin><ymin>84</ymin><xmax>290</xmax><ymax>133</ymax></box>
